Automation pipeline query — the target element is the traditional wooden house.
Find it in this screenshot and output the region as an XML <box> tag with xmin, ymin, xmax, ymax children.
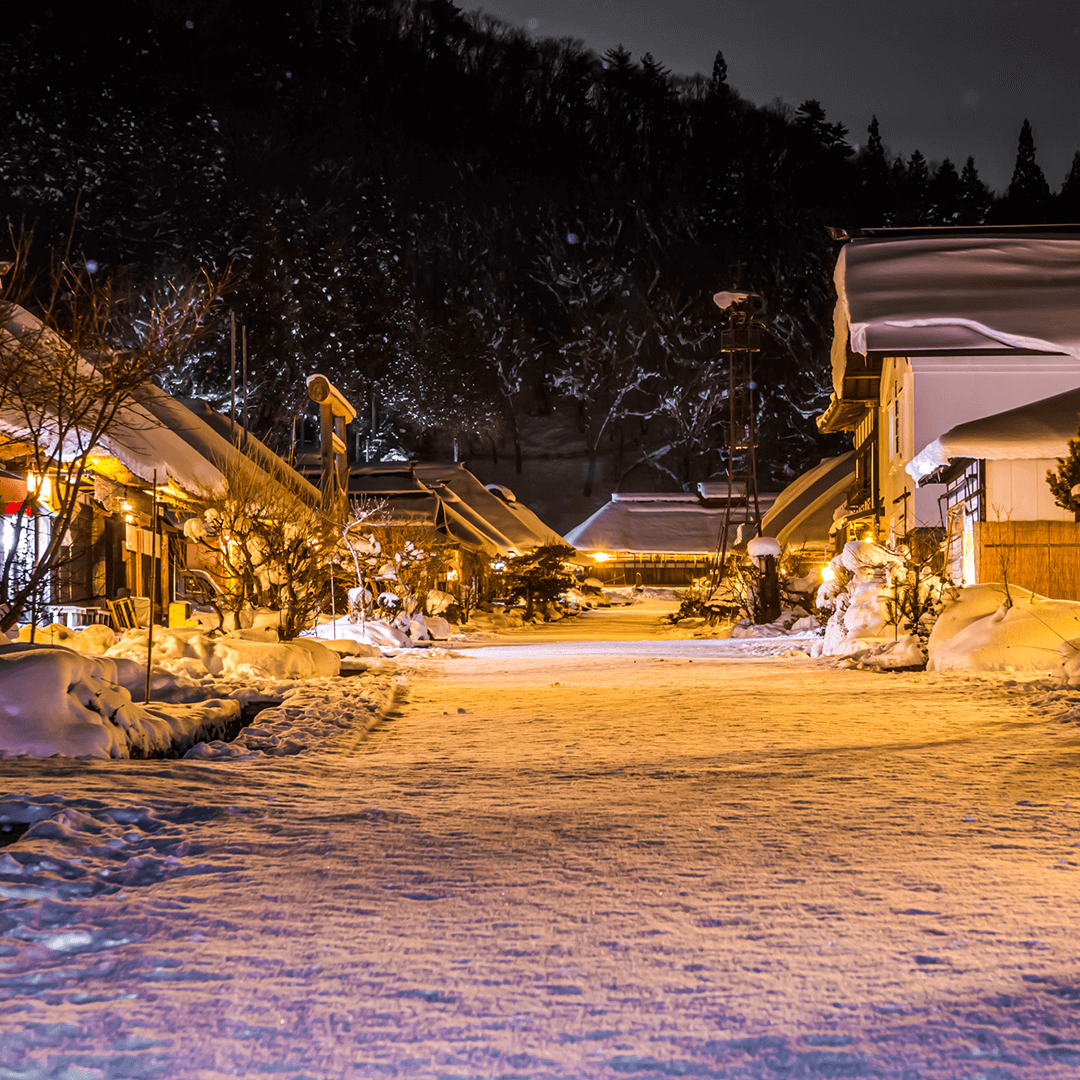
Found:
<box><xmin>817</xmin><ymin>225</ymin><xmax>1080</xmax><ymax>596</ymax></box>
<box><xmin>563</xmin><ymin>490</ymin><xmax>779</xmax><ymax>585</ymax></box>
<box><xmin>0</xmin><ymin>298</ymin><xmax>317</xmax><ymax>627</ymax></box>
<box><xmin>907</xmin><ymin>385</ymin><xmax>1080</xmax><ymax>597</ymax></box>
<box><xmin>348</xmin><ymin>461</ymin><xmax>565</xmax><ymax>599</ymax></box>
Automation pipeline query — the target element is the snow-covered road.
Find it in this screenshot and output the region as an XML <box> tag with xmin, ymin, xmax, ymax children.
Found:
<box><xmin>2</xmin><ymin>605</ymin><xmax>1079</xmax><ymax>1078</ymax></box>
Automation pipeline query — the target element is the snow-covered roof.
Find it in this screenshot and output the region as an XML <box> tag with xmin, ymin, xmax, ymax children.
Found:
<box><xmin>908</xmin><ymin>385</ymin><xmax>1080</xmax><ymax>480</ymax></box>
<box><xmin>760</xmin><ymin>452</ymin><xmax>855</xmax><ymax>550</ymax></box>
<box><xmin>414</xmin><ymin>463</ymin><xmax>564</xmax><ymax>551</ymax></box>
<box><xmin>0</xmin><ymin>302</ymin><xmax>226</xmax><ymax>495</ymax></box>
<box><xmin>350</xmin><ymin>463</ymin><xmax>562</xmax><ymax>557</ymax></box>
<box><xmin>831</xmin><ymin>231</ymin><xmax>1080</xmax><ymax>397</ymax></box>
<box><xmin>563</xmin><ymin>493</ymin><xmax>737</xmax><ymax>555</ymax></box>
<box><xmin>0</xmin><ymin>301</ymin><xmax>326</xmax><ymax>502</ymax></box>
<box><xmin>174</xmin><ymin>397</ymin><xmax>321</xmax><ymax>506</ymax></box>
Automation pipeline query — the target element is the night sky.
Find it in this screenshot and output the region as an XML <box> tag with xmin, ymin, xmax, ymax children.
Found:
<box><xmin>468</xmin><ymin>0</ymin><xmax>1080</xmax><ymax>195</ymax></box>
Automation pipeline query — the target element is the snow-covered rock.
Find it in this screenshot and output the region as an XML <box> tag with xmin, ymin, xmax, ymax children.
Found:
<box><xmin>424</xmin><ymin>615</ymin><xmax>454</xmax><ymax>639</ymax></box>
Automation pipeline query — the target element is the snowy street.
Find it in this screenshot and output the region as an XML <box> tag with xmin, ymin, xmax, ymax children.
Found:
<box><xmin>2</xmin><ymin>605</ymin><xmax>1080</xmax><ymax>1078</ymax></box>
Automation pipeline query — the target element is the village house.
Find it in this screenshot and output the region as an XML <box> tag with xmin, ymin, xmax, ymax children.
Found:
<box><xmin>817</xmin><ymin>225</ymin><xmax>1080</xmax><ymax>597</ymax></box>
<box><xmin>0</xmin><ymin>297</ymin><xmax>317</xmax><ymax>629</ymax></box>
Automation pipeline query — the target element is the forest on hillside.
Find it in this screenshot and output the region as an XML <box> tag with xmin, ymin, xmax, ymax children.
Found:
<box><xmin>2</xmin><ymin>0</ymin><xmax>1075</xmax><ymax>492</ymax></box>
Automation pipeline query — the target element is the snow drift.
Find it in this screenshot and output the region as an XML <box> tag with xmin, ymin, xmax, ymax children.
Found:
<box><xmin>0</xmin><ymin>643</ymin><xmax>239</xmax><ymax>759</ymax></box>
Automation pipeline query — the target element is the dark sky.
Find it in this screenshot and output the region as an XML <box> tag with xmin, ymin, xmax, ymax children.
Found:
<box><xmin>466</xmin><ymin>0</ymin><xmax>1080</xmax><ymax>195</ymax></box>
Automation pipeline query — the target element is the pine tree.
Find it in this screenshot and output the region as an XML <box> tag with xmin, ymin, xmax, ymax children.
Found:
<box><xmin>709</xmin><ymin>48</ymin><xmax>729</xmax><ymax>98</ymax></box>
<box><xmin>894</xmin><ymin>149</ymin><xmax>930</xmax><ymax>224</ymax></box>
<box><xmin>1059</xmin><ymin>150</ymin><xmax>1080</xmax><ymax>219</ymax></box>
<box><xmin>928</xmin><ymin>158</ymin><xmax>961</xmax><ymax>224</ymax></box>
<box><xmin>1004</xmin><ymin>119</ymin><xmax>1051</xmax><ymax>219</ymax></box>
<box><xmin>1046</xmin><ymin>422</ymin><xmax>1080</xmax><ymax>515</ymax></box>
<box><xmin>957</xmin><ymin>156</ymin><xmax>992</xmax><ymax>223</ymax></box>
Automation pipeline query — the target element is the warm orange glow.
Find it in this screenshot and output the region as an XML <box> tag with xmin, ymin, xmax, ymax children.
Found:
<box><xmin>591</xmin><ymin>552</ymin><xmax>613</xmax><ymax>563</ymax></box>
<box><xmin>820</xmin><ymin>565</ymin><xmax>835</xmax><ymax>581</ymax></box>
<box><xmin>26</xmin><ymin>473</ymin><xmax>51</xmax><ymax>501</ymax></box>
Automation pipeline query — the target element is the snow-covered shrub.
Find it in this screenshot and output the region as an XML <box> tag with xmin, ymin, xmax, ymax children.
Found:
<box><xmin>342</xmin><ymin>500</ymin><xmax>452</xmax><ymax>625</ymax></box>
<box><xmin>669</xmin><ymin>559</ymin><xmax>748</xmax><ymax>625</ymax></box>
<box><xmin>815</xmin><ymin>535</ymin><xmax>947</xmax><ymax>661</ymax></box>
<box><xmin>881</xmin><ymin>528</ymin><xmax>946</xmax><ymax>645</ymax></box>
<box><xmin>503</xmin><ymin>544</ymin><xmax>576</xmax><ymax>621</ymax></box>
<box><xmin>184</xmin><ymin>458</ymin><xmax>341</xmax><ymax>640</ymax></box>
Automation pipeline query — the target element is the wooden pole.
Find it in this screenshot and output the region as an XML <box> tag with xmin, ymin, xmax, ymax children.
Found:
<box><xmin>144</xmin><ymin>470</ymin><xmax>158</xmax><ymax>703</ymax></box>
<box><xmin>242</xmin><ymin>325</ymin><xmax>248</xmax><ymax>435</ymax></box>
<box><xmin>230</xmin><ymin>311</ymin><xmax>236</xmax><ymax>440</ymax></box>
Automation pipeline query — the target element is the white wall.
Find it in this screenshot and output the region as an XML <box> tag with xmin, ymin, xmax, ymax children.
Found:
<box><xmin>878</xmin><ymin>353</ymin><xmax>1080</xmax><ymax>535</ymax></box>
<box><xmin>985</xmin><ymin>459</ymin><xmax>1074</xmax><ymax>521</ymax></box>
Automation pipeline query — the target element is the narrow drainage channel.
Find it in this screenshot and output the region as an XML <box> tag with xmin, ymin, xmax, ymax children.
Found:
<box><xmin>134</xmin><ymin>696</ymin><xmax>284</xmax><ymax>760</ymax></box>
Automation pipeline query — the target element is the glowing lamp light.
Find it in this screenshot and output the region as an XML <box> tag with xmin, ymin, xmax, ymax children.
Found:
<box><xmin>26</xmin><ymin>473</ymin><xmax>51</xmax><ymax>501</ymax></box>
<box><xmin>863</xmin><ymin>532</ymin><xmax>874</xmax><ymax>543</ymax></box>
<box><xmin>124</xmin><ymin>514</ymin><xmax>134</xmax><ymax>524</ymax></box>
<box><xmin>446</xmin><ymin>568</ymin><xmax>459</xmax><ymax>581</ymax></box>
<box><xmin>591</xmin><ymin>552</ymin><xmax>613</xmax><ymax>563</ymax></box>
<box><xmin>820</xmin><ymin>565</ymin><xmax>835</xmax><ymax>582</ymax></box>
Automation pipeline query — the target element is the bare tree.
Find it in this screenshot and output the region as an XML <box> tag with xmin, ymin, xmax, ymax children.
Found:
<box><xmin>0</xmin><ymin>236</ymin><xmax>226</xmax><ymax>631</ymax></box>
<box><xmin>183</xmin><ymin>457</ymin><xmax>339</xmax><ymax>640</ymax></box>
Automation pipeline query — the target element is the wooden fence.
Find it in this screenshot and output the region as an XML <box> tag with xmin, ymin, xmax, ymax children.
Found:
<box><xmin>975</xmin><ymin>520</ymin><xmax>1080</xmax><ymax>600</ymax></box>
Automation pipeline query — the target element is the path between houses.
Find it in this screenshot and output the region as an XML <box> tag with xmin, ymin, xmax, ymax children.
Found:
<box><xmin>0</xmin><ymin>623</ymin><xmax>1079</xmax><ymax>1078</ymax></box>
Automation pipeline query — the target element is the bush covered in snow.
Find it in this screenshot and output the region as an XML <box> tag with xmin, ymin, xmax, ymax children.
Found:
<box><xmin>501</xmin><ymin>544</ymin><xmax>577</xmax><ymax>621</ymax></box>
<box><xmin>814</xmin><ymin>537</ymin><xmax>946</xmax><ymax>666</ymax></box>
<box><xmin>184</xmin><ymin>458</ymin><xmax>342</xmax><ymax>639</ymax></box>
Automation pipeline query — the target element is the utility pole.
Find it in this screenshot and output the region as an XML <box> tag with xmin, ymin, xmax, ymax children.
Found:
<box><xmin>710</xmin><ymin>290</ymin><xmax>769</xmax><ymax>602</ymax></box>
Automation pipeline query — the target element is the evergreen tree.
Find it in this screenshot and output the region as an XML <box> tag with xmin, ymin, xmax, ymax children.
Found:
<box><xmin>1046</xmin><ymin>423</ymin><xmax>1080</xmax><ymax>515</ymax></box>
<box><xmin>957</xmin><ymin>156</ymin><xmax>992</xmax><ymax>224</ymax></box>
<box><xmin>894</xmin><ymin>150</ymin><xmax>930</xmax><ymax>225</ymax></box>
<box><xmin>857</xmin><ymin>115</ymin><xmax>891</xmax><ymax>223</ymax></box>
<box><xmin>1002</xmin><ymin>119</ymin><xmax>1051</xmax><ymax>220</ymax></box>
<box><xmin>710</xmin><ymin>48</ymin><xmax>729</xmax><ymax>96</ymax></box>
<box><xmin>928</xmin><ymin>158</ymin><xmax>962</xmax><ymax>224</ymax></box>
<box><xmin>1059</xmin><ymin>150</ymin><xmax>1080</xmax><ymax>219</ymax></box>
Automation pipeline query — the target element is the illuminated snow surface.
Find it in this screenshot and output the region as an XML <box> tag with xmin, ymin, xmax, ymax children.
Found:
<box><xmin>1</xmin><ymin>602</ymin><xmax>1079</xmax><ymax>1078</ymax></box>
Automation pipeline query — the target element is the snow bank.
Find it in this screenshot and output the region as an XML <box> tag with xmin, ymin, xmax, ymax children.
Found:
<box><xmin>927</xmin><ymin>585</ymin><xmax>1080</xmax><ymax>674</ymax></box>
<box><xmin>103</xmin><ymin>626</ymin><xmax>341</xmax><ymax>680</ymax></box>
<box><xmin>837</xmin><ymin>635</ymin><xmax>927</xmax><ymax>671</ymax></box>
<box><xmin>305</xmin><ymin>617</ymin><xmax>414</xmax><ymax>650</ymax></box>
<box><xmin>730</xmin><ymin>609</ymin><xmax>817</xmax><ymax>639</ymax></box>
<box><xmin>0</xmin><ymin>643</ymin><xmax>239</xmax><ymax>759</ymax></box>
